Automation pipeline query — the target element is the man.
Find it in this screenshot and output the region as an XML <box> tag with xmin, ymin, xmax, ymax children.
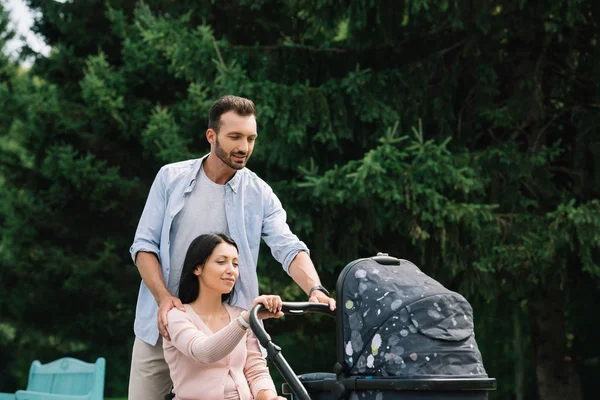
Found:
<box><xmin>128</xmin><ymin>95</ymin><xmax>335</xmax><ymax>400</ymax></box>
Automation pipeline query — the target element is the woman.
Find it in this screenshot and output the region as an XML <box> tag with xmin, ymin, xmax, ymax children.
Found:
<box><xmin>163</xmin><ymin>233</ymin><xmax>286</xmax><ymax>400</ymax></box>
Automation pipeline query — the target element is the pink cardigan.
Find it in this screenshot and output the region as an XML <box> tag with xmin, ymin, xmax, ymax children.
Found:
<box><xmin>163</xmin><ymin>304</ymin><xmax>277</xmax><ymax>400</ymax></box>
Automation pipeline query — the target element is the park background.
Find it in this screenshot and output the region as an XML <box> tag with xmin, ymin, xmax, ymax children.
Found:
<box><xmin>0</xmin><ymin>1</ymin><xmax>599</xmax><ymax>399</ymax></box>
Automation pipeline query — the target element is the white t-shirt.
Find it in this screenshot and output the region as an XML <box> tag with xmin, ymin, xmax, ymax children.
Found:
<box><xmin>168</xmin><ymin>163</ymin><xmax>229</xmax><ymax>296</ymax></box>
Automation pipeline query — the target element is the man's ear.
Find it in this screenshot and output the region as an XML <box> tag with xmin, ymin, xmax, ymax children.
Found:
<box><xmin>206</xmin><ymin>129</ymin><xmax>216</xmax><ymax>145</ymax></box>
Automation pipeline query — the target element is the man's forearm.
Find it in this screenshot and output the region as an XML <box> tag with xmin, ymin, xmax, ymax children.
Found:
<box><xmin>288</xmin><ymin>251</ymin><xmax>321</xmax><ymax>295</ymax></box>
<box><xmin>135</xmin><ymin>251</ymin><xmax>172</xmax><ymax>304</ymax></box>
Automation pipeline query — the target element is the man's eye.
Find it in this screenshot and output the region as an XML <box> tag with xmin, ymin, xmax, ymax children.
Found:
<box><xmin>248</xmin><ymin>137</ymin><xmax>256</xmax><ymax>142</ymax></box>
<box><xmin>233</xmin><ymin>263</ymin><xmax>239</xmax><ymax>268</ymax></box>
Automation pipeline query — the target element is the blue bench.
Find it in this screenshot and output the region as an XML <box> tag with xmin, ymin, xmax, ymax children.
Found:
<box><xmin>0</xmin><ymin>357</ymin><xmax>105</xmax><ymax>400</ymax></box>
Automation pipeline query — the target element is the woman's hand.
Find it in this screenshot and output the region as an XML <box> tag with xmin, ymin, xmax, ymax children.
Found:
<box><xmin>256</xmin><ymin>389</ymin><xmax>286</xmax><ymax>400</ymax></box>
<box><xmin>242</xmin><ymin>295</ymin><xmax>284</xmax><ymax>323</ymax></box>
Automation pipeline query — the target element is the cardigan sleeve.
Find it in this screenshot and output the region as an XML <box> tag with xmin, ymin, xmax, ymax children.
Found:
<box><xmin>244</xmin><ymin>328</ymin><xmax>277</xmax><ymax>397</ymax></box>
<box><xmin>166</xmin><ymin>308</ymin><xmax>248</xmax><ymax>364</ymax></box>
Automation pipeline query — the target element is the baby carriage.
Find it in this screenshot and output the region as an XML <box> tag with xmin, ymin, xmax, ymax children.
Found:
<box><xmin>249</xmin><ymin>254</ymin><xmax>497</xmax><ymax>400</ymax></box>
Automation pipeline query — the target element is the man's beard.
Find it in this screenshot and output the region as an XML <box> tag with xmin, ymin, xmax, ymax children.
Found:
<box><xmin>215</xmin><ymin>138</ymin><xmax>248</xmax><ymax>170</ymax></box>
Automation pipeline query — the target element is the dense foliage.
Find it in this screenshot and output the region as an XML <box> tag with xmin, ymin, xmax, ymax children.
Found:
<box><xmin>1</xmin><ymin>1</ymin><xmax>599</xmax><ymax>399</ymax></box>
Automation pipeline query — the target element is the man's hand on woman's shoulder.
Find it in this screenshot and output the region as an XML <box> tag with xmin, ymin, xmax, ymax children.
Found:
<box><xmin>158</xmin><ymin>294</ymin><xmax>186</xmax><ymax>341</ymax></box>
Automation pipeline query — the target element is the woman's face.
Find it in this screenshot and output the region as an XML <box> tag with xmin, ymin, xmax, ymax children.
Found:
<box><xmin>195</xmin><ymin>241</ymin><xmax>239</xmax><ymax>294</ymax></box>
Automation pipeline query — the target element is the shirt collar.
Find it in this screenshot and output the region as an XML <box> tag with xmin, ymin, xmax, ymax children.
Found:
<box><xmin>191</xmin><ymin>153</ymin><xmax>242</xmax><ymax>194</ymax></box>
<box><xmin>227</xmin><ymin>170</ymin><xmax>241</xmax><ymax>193</ymax></box>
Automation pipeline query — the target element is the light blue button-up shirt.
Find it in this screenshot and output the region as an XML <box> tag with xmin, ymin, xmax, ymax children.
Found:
<box><xmin>130</xmin><ymin>154</ymin><xmax>309</xmax><ymax>345</ymax></box>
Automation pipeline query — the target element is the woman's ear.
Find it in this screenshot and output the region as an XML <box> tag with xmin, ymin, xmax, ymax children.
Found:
<box><xmin>194</xmin><ymin>265</ymin><xmax>202</xmax><ymax>276</ymax></box>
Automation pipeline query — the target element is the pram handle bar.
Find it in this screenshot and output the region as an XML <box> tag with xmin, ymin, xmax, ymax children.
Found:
<box><xmin>281</xmin><ymin>301</ymin><xmax>336</xmax><ymax>316</ymax></box>
<box><xmin>250</xmin><ymin>302</ymin><xmax>334</xmax><ymax>400</ymax></box>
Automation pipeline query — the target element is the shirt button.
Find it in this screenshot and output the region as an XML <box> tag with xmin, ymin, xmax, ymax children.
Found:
<box><xmin>166</xmin><ymin>266</ymin><xmax>169</xmax><ymax>270</ymax></box>
<box><xmin>170</xmin><ymin>215</ymin><xmax>174</xmax><ymax>219</ymax></box>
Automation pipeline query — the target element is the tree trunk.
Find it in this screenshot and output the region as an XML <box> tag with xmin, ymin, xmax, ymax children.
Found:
<box><xmin>513</xmin><ymin>309</ymin><xmax>525</xmax><ymax>400</ymax></box>
<box><xmin>528</xmin><ymin>287</ymin><xmax>582</xmax><ymax>400</ymax></box>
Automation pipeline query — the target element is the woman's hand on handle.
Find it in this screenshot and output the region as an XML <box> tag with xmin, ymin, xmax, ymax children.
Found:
<box><xmin>252</xmin><ymin>294</ymin><xmax>284</xmax><ymax>320</ymax></box>
<box><xmin>242</xmin><ymin>295</ymin><xmax>284</xmax><ymax>323</ymax></box>
<box><xmin>256</xmin><ymin>389</ymin><xmax>286</xmax><ymax>400</ymax></box>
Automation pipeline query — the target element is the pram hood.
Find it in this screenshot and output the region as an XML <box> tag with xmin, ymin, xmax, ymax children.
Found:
<box><xmin>337</xmin><ymin>257</ymin><xmax>487</xmax><ymax>378</ymax></box>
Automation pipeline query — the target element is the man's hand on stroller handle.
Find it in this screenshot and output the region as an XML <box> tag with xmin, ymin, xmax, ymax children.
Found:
<box><xmin>309</xmin><ymin>288</ymin><xmax>336</xmax><ymax>311</ymax></box>
<box><xmin>288</xmin><ymin>251</ymin><xmax>336</xmax><ymax>311</ymax></box>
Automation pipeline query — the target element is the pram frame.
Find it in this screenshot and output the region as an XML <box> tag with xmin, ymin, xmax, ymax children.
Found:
<box><xmin>249</xmin><ymin>255</ymin><xmax>497</xmax><ymax>400</ymax></box>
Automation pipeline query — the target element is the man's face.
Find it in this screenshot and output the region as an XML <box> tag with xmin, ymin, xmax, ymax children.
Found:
<box><xmin>211</xmin><ymin>111</ymin><xmax>257</xmax><ymax>170</ymax></box>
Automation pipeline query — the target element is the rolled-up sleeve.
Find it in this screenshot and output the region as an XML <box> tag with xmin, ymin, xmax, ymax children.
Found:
<box><xmin>261</xmin><ymin>186</ymin><xmax>309</xmax><ymax>274</ymax></box>
<box><xmin>130</xmin><ymin>167</ymin><xmax>167</xmax><ymax>265</ymax></box>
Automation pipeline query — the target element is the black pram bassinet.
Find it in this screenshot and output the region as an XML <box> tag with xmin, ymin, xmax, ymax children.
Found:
<box><xmin>249</xmin><ymin>254</ymin><xmax>496</xmax><ymax>400</ymax></box>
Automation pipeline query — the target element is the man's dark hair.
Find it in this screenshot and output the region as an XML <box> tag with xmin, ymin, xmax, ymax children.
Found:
<box><xmin>178</xmin><ymin>233</ymin><xmax>239</xmax><ymax>305</ymax></box>
<box><xmin>208</xmin><ymin>95</ymin><xmax>256</xmax><ymax>133</ymax></box>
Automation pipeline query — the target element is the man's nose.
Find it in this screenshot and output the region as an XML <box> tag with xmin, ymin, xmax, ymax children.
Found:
<box><xmin>237</xmin><ymin>140</ymin><xmax>249</xmax><ymax>154</ymax></box>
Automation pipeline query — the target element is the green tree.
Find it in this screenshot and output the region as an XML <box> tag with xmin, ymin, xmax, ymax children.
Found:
<box><xmin>0</xmin><ymin>1</ymin><xmax>599</xmax><ymax>399</ymax></box>
<box><xmin>0</xmin><ymin>0</ymin><xmax>19</xmax><ymax>390</ymax></box>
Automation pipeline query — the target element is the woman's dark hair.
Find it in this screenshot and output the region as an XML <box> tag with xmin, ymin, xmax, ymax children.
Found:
<box><xmin>178</xmin><ymin>233</ymin><xmax>239</xmax><ymax>304</ymax></box>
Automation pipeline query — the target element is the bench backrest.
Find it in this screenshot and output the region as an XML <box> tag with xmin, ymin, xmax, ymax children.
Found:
<box><xmin>26</xmin><ymin>357</ymin><xmax>105</xmax><ymax>400</ymax></box>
